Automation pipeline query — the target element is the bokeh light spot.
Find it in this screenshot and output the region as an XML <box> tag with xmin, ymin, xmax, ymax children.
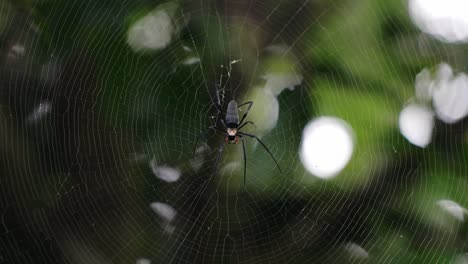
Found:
<box><xmin>432</xmin><ymin>68</ymin><xmax>468</xmax><ymax>124</ymax></box>
<box><xmin>136</xmin><ymin>258</ymin><xmax>151</xmax><ymax>264</ymax></box>
<box><xmin>300</xmin><ymin>117</ymin><xmax>354</xmax><ymax>179</ymax></box>
<box><xmin>127</xmin><ymin>9</ymin><xmax>173</xmax><ymax>51</ymax></box>
<box><xmin>437</xmin><ymin>199</ymin><xmax>466</xmax><ymax>221</ymax></box>
<box><xmin>344</xmin><ymin>243</ymin><xmax>369</xmax><ymax>259</ymax></box>
<box><xmin>150</xmin><ymin>159</ymin><xmax>181</xmax><ymax>183</ymax></box>
<box><xmin>413</xmin><ymin>63</ymin><xmax>468</xmax><ymax>124</ymax></box>
<box><xmin>409</xmin><ymin>0</ymin><xmax>468</xmax><ymax>42</ymax></box>
<box><xmin>150</xmin><ymin>202</ymin><xmax>177</xmax><ymax>222</ymax></box>
<box><xmin>399</xmin><ymin>104</ymin><xmax>434</xmax><ymax>148</ymax></box>
<box><xmin>262</xmin><ymin>72</ymin><xmax>302</xmax><ymax>96</ymax></box>
<box><xmin>26</xmin><ymin>101</ymin><xmax>52</xmax><ymax>123</ymax></box>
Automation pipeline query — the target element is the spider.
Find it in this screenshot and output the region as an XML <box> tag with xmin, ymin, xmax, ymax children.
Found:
<box><xmin>194</xmin><ymin>90</ymin><xmax>282</xmax><ymax>187</ymax></box>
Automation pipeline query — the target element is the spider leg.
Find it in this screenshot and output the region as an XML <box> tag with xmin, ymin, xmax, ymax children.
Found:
<box><xmin>214</xmin><ymin>90</ymin><xmax>227</xmax><ymax>125</ymax></box>
<box><xmin>193</xmin><ymin>126</ymin><xmax>224</xmax><ymax>156</ymax></box>
<box><xmin>238</xmin><ymin>132</ymin><xmax>282</xmax><ymax>173</ymax></box>
<box><xmin>215</xmin><ymin>90</ymin><xmax>222</xmax><ymax>112</ymax></box>
<box><xmin>237</xmin><ymin>121</ymin><xmax>256</xmax><ymax>130</ymax></box>
<box><xmin>209</xmin><ymin>108</ymin><xmax>227</xmax><ymax>129</ymax></box>
<box><xmin>209</xmin><ymin>115</ymin><xmax>218</xmax><ymax>127</ymax></box>
<box><xmin>214</xmin><ymin>141</ymin><xmax>225</xmax><ymax>175</ymax></box>
<box><xmin>220</xmin><ymin>119</ymin><xmax>227</xmax><ymax>128</ymax></box>
<box><xmin>240</xmin><ymin>136</ymin><xmax>247</xmax><ymax>188</ymax></box>
<box><xmin>237</xmin><ymin>101</ymin><xmax>254</xmax><ymax>127</ymax></box>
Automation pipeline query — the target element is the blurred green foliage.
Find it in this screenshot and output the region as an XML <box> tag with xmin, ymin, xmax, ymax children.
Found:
<box><xmin>0</xmin><ymin>0</ymin><xmax>467</xmax><ymax>263</ymax></box>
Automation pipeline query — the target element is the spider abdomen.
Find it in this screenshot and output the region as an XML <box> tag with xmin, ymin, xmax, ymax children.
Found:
<box><xmin>225</xmin><ymin>100</ymin><xmax>239</xmax><ymax>128</ymax></box>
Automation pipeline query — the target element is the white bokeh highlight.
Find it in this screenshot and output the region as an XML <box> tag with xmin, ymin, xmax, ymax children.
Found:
<box><xmin>249</xmin><ymin>71</ymin><xmax>301</xmax><ymax>132</ymax></box>
<box><xmin>436</xmin><ymin>199</ymin><xmax>467</xmax><ymax>221</ymax></box>
<box><xmin>300</xmin><ymin>117</ymin><xmax>354</xmax><ymax>179</ymax></box>
<box><xmin>150</xmin><ymin>202</ymin><xmax>177</xmax><ymax>222</ymax></box>
<box><xmin>413</xmin><ymin>63</ymin><xmax>468</xmax><ymax>124</ymax></box>
<box><xmin>262</xmin><ymin>72</ymin><xmax>303</xmax><ymax>96</ymax></box>
<box><xmin>190</xmin><ymin>143</ymin><xmax>210</xmax><ymax>172</ymax></box>
<box><xmin>136</xmin><ymin>258</ymin><xmax>151</xmax><ymax>264</ymax></box>
<box><xmin>409</xmin><ymin>0</ymin><xmax>468</xmax><ymax>42</ymax></box>
<box><xmin>150</xmin><ymin>158</ymin><xmax>181</xmax><ymax>183</ymax></box>
<box><xmin>127</xmin><ymin>9</ymin><xmax>173</xmax><ymax>51</ymax></box>
<box><xmin>344</xmin><ymin>243</ymin><xmax>369</xmax><ymax>259</ymax></box>
<box><xmin>40</xmin><ymin>58</ymin><xmax>61</xmax><ymax>84</ymax></box>
<box><xmin>399</xmin><ymin>104</ymin><xmax>434</xmax><ymax>148</ymax></box>
<box><xmin>10</xmin><ymin>44</ymin><xmax>25</xmax><ymax>59</ymax></box>
<box><xmin>182</xmin><ymin>57</ymin><xmax>200</xmax><ymax>65</ymax></box>
<box><xmin>246</xmin><ymin>44</ymin><xmax>302</xmax><ymax>133</ymax></box>
<box><xmin>432</xmin><ymin>68</ymin><xmax>468</xmax><ymax>124</ymax></box>
<box><xmin>454</xmin><ymin>254</ymin><xmax>468</xmax><ymax>264</ymax></box>
<box><xmin>414</xmin><ymin>69</ymin><xmax>434</xmax><ymax>103</ymax></box>
<box><xmin>27</xmin><ymin>101</ymin><xmax>52</xmax><ymax>123</ymax></box>
<box><xmin>248</xmin><ymin>87</ymin><xmax>279</xmax><ymax>132</ymax></box>
<box><xmin>220</xmin><ymin>161</ymin><xmax>242</xmax><ymax>176</ymax></box>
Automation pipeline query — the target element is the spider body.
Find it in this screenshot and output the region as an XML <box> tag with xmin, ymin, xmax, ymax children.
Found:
<box><xmin>225</xmin><ymin>100</ymin><xmax>239</xmax><ymax>128</ymax></box>
<box><xmin>225</xmin><ymin>127</ymin><xmax>239</xmax><ymax>144</ymax></box>
<box><xmin>225</xmin><ymin>100</ymin><xmax>241</xmax><ymax>144</ymax></box>
<box><xmin>194</xmin><ymin>93</ymin><xmax>282</xmax><ymax>187</ymax></box>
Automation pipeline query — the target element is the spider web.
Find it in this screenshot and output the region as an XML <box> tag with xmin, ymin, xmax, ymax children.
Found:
<box><xmin>1</xmin><ymin>0</ymin><xmax>468</xmax><ymax>263</ymax></box>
